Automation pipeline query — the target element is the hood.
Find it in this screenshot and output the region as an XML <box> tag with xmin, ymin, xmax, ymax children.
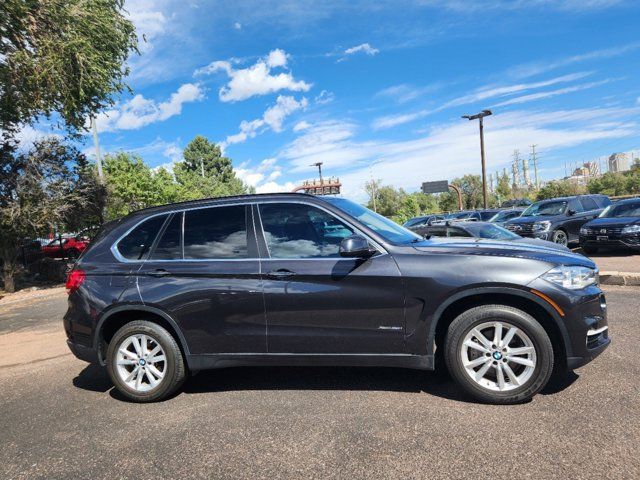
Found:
<box><xmin>410</xmin><ymin>237</ymin><xmax>594</xmax><ymax>268</ymax></box>
<box><xmin>583</xmin><ymin>216</ymin><xmax>640</xmax><ymax>228</ymax></box>
<box><xmin>513</xmin><ymin>237</ymin><xmax>570</xmax><ymax>252</ymax></box>
<box><xmin>506</xmin><ymin>214</ymin><xmax>563</xmax><ymax>224</ymax></box>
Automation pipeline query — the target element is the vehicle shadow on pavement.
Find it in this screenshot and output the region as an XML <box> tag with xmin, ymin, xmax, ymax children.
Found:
<box><xmin>72</xmin><ymin>363</ymin><xmax>113</xmax><ymax>393</ymax></box>
<box><xmin>183</xmin><ymin>366</ymin><xmax>474</xmax><ymax>403</ymax></box>
<box><xmin>72</xmin><ymin>364</ymin><xmax>579</xmax><ymax>403</ymax></box>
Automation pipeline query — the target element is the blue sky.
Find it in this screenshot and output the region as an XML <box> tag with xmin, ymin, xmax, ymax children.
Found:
<box><xmin>44</xmin><ymin>1</ymin><xmax>640</xmax><ymax>200</ymax></box>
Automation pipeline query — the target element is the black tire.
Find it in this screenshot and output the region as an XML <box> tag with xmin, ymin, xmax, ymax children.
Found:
<box><xmin>67</xmin><ymin>249</ymin><xmax>80</xmax><ymax>260</ymax></box>
<box><xmin>106</xmin><ymin>320</ymin><xmax>186</xmax><ymax>402</ymax></box>
<box><xmin>551</xmin><ymin>229</ymin><xmax>568</xmax><ymax>246</ymax></box>
<box><xmin>582</xmin><ymin>246</ymin><xmax>598</xmax><ymax>255</ymax></box>
<box><xmin>445</xmin><ymin>305</ymin><xmax>554</xmax><ymax>404</ymax></box>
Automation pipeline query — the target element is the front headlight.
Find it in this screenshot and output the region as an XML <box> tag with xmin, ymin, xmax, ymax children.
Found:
<box><xmin>622</xmin><ymin>224</ymin><xmax>640</xmax><ymax>234</ymax></box>
<box><xmin>541</xmin><ymin>265</ymin><xmax>598</xmax><ymax>290</ymax></box>
<box><xmin>579</xmin><ymin>227</ymin><xmax>589</xmax><ymax>235</ymax></box>
<box><xmin>533</xmin><ymin>221</ymin><xmax>551</xmax><ymax>232</ymax></box>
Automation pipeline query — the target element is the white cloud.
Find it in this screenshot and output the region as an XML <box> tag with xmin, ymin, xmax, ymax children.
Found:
<box><xmin>293</xmin><ymin>121</ymin><xmax>311</xmax><ymax>132</ymax></box>
<box><xmin>233</xmin><ymin>22</ymin><xmax>242</xmax><ymax>30</ymax></box>
<box><xmin>280</xmin><ymin>107</ymin><xmax>639</xmax><ymax>201</ymax></box>
<box><xmin>511</xmin><ymin>42</ymin><xmax>640</xmax><ymax>78</ymax></box>
<box><xmin>344</xmin><ymin>43</ymin><xmax>379</xmax><ymax>56</ymax></box>
<box><xmin>314</xmin><ymin>90</ymin><xmax>335</xmax><ymax>104</ymax></box>
<box><xmin>235</xmin><ymin>157</ymin><xmax>296</xmax><ymax>193</ymax></box>
<box><xmin>221</xmin><ymin>95</ymin><xmax>308</xmax><ymax>148</ymax></box>
<box><xmin>94</xmin><ymin>83</ymin><xmax>205</xmax><ymax>132</ymax></box>
<box><xmin>376</xmin><ymin>83</ymin><xmax>443</xmax><ymax>104</ymax></box>
<box><xmin>371</xmin><ymin>72</ymin><xmax>595</xmax><ymax>129</ymax></box>
<box><xmin>195</xmin><ymin>49</ymin><xmax>311</xmax><ymax>102</ymax></box>
<box><xmin>492</xmin><ymin>79</ymin><xmax>613</xmax><ymax>107</ymax></box>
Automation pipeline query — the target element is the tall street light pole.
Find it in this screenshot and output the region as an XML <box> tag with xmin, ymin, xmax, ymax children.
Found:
<box><xmin>311</xmin><ymin>162</ymin><xmax>323</xmax><ymax>184</ymax></box>
<box><xmin>462</xmin><ymin>109</ymin><xmax>492</xmax><ymax>209</ymax></box>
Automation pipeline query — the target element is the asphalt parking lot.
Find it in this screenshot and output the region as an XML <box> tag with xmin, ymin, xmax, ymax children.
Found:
<box><xmin>1</xmin><ymin>286</ymin><xmax>639</xmax><ymax>479</ymax></box>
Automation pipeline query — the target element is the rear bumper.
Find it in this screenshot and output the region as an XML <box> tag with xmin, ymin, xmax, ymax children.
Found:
<box><xmin>66</xmin><ymin>339</ymin><xmax>99</xmax><ymax>364</ymax></box>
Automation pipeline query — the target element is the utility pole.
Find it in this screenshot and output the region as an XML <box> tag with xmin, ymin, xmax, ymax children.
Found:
<box><xmin>311</xmin><ymin>162</ymin><xmax>323</xmax><ymax>184</ymax></box>
<box><xmin>512</xmin><ymin>150</ymin><xmax>521</xmax><ymax>189</ymax></box>
<box><xmin>462</xmin><ymin>110</ymin><xmax>492</xmax><ymax>209</ymax></box>
<box><xmin>521</xmin><ymin>149</ymin><xmax>532</xmax><ymax>188</ymax></box>
<box><xmin>90</xmin><ymin>117</ymin><xmax>104</xmax><ymax>181</ymax></box>
<box><xmin>530</xmin><ymin>144</ymin><xmax>539</xmax><ymax>188</ymax></box>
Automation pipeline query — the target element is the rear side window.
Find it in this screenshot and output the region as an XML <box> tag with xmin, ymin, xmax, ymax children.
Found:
<box><xmin>580</xmin><ymin>197</ymin><xmax>598</xmax><ymax>211</ymax></box>
<box><xmin>151</xmin><ymin>213</ymin><xmax>183</xmax><ymax>260</ymax></box>
<box><xmin>568</xmin><ymin>199</ymin><xmax>584</xmax><ymax>213</ymax></box>
<box><xmin>117</xmin><ymin>215</ymin><xmax>167</xmax><ymax>261</ymax></box>
<box><xmin>448</xmin><ymin>227</ymin><xmax>472</xmax><ymax>237</ymax></box>
<box><xmin>183</xmin><ymin>205</ymin><xmax>248</xmax><ymax>259</ymax></box>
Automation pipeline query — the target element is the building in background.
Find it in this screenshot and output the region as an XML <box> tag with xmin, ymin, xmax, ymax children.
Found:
<box><xmin>608</xmin><ymin>152</ymin><xmax>629</xmax><ymax>173</ymax></box>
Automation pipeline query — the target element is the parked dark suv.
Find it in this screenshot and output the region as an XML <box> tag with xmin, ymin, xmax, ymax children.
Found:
<box><xmin>504</xmin><ymin>195</ymin><xmax>611</xmax><ymax>246</ymax></box>
<box><xmin>65</xmin><ymin>194</ymin><xmax>609</xmax><ymax>404</ymax></box>
<box><xmin>579</xmin><ymin>197</ymin><xmax>640</xmax><ymax>254</ymax></box>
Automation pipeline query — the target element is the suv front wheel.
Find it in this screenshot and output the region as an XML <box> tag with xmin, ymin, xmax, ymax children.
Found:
<box><xmin>106</xmin><ymin>321</ymin><xmax>186</xmax><ymax>402</ymax></box>
<box><xmin>445</xmin><ymin>305</ymin><xmax>554</xmax><ymax>404</ymax></box>
<box><xmin>551</xmin><ymin>229</ymin><xmax>568</xmax><ymax>246</ymax></box>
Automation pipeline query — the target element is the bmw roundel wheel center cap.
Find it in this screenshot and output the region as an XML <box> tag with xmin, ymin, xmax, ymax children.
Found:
<box><xmin>492</xmin><ymin>351</ymin><xmax>503</xmax><ymax>360</ymax></box>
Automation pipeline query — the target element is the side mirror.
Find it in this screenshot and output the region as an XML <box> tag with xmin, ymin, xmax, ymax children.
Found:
<box><xmin>567</xmin><ymin>209</ymin><xmax>576</xmax><ymax>216</ymax></box>
<box><xmin>339</xmin><ymin>235</ymin><xmax>376</xmax><ymax>258</ymax></box>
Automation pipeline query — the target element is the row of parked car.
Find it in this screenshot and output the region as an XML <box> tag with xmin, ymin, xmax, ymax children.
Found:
<box><xmin>403</xmin><ymin>194</ymin><xmax>640</xmax><ymax>253</ymax></box>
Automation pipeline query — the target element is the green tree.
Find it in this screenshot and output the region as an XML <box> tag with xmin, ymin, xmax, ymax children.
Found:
<box><xmin>174</xmin><ymin>136</ymin><xmax>248</xmax><ymax>198</ymax></box>
<box><xmin>588</xmin><ymin>172</ymin><xmax>630</xmax><ymax>197</ymax></box>
<box><xmin>495</xmin><ymin>171</ymin><xmax>512</xmax><ymax>204</ymax></box>
<box><xmin>0</xmin><ymin>138</ymin><xmax>104</xmax><ymax>292</ymax></box>
<box><xmin>1</xmin><ymin>0</ymin><xmax>138</xmax><ymax>148</ymax></box>
<box><xmin>537</xmin><ymin>180</ymin><xmax>586</xmax><ymax>200</ymax></box>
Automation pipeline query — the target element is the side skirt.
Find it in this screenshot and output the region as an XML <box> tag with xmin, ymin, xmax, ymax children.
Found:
<box><xmin>186</xmin><ymin>353</ymin><xmax>434</xmax><ymax>372</ymax></box>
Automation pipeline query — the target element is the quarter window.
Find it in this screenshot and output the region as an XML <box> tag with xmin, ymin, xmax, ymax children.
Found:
<box><xmin>117</xmin><ymin>215</ymin><xmax>167</xmax><ymax>261</ymax></box>
<box><xmin>183</xmin><ymin>205</ymin><xmax>248</xmax><ymax>259</ymax></box>
<box><xmin>151</xmin><ymin>213</ymin><xmax>183</xmax><ymax>260</ymax></box>
<box><xmin>259</xmin><ymin>203</ymin><xmax>354</xmax><ymax>258</ymax></box>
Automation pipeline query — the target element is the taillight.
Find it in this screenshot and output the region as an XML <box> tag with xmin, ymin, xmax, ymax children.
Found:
<box><xmin>66</xmin><ymin>269</ymin><xmax>86</xmax><ymax>294</ymax></box>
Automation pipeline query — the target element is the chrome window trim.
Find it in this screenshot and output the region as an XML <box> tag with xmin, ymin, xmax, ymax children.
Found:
<box><xmin>111</xmin><ymin>202</ymin><xmax>256</xmax><ymax>263</ymax></box>
<box><xmin>110</xmin><ymin>198</ymin><xmax>387</xmax><ymax>263</ymax></box>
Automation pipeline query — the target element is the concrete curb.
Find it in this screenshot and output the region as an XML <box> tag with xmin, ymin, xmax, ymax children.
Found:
<box><xmin>600</xmin><ymin>271</ymin><xmax>640</xmax><ymax>286</ymax></box>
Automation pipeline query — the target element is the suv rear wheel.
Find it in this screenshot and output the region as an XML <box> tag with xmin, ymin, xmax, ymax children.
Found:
<box><xmin>106</xmin><ymin>320</ymin><xmax>186</xmax><ymax>402</ymax></box>
<box><xmin>445</xmin><ymin>305</ymin><xmax>553</xmax><ymax>404</ymax></box>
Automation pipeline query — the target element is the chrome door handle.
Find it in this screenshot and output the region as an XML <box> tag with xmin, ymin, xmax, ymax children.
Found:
<box><xmin>266</xmin><ymin>269</ymin><xmax>296</xmax><ymax>279</ymax></box>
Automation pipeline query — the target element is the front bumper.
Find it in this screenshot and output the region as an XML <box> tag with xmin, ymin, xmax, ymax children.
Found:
<box><xmin>580</xmin><ymin>234</ymin><xmax>640</xmax><ymax>249</ymax></box>
<box><xmin>527</xmin><ymin>280</ymin><xmax>610</xmax><ymax>370</ymax></box>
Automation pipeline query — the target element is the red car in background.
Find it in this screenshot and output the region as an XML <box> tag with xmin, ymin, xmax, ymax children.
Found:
<box><xmin>41</xmin><ymin>236</ymin><xmax>89</xmax><ymax>259</ymax></box>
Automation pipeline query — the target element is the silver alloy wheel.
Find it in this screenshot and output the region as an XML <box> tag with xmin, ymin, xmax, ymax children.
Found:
<box><xmin>553</xmin><ymin>230</ymin><xmax>568</xmax><ymax>246</ymax></box>
<box><xmin>115</xmin><ymin>334</ymin><xmax>166</xmax><ymax>393</ymax></box>
<box><xmin>460</xmin><ymin>321</ymin><xmax>537</xmax><ymax>392</ymax></box>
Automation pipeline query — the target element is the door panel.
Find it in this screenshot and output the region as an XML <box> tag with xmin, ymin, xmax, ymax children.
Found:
<box><xmin>256</xmin><ymin>202</ymin><xmax>405</xmax><ymax>354</ymax></box>
<box><xmin>137</xmin><ymin>260</ymin><xmax>265</xmax><ymax>354</ymax></box>
<box><xmin>137</xmin><ymin>205</ymin><xmax>266</xmax><ymax>354</ymax></box>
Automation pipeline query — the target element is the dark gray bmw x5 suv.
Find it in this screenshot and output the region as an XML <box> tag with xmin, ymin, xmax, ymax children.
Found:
<box><xmin>64</xmin><ymin>193</ymin><xmax>610</xmax><ymax>404</ymax></box>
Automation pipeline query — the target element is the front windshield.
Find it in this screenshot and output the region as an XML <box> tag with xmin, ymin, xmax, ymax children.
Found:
<box><xmin>489</xmin><ymin>210</ymin><xmax>519</xmax><ymax>222</ymax></box>
<box><xmin>464</xmin><ymin>223</ymin><xmax>520</xmax><ymax>240</ymax></box>
<box><xmin>600</xmin><ymin>201</ymin><xmax>640</xmax><ymax>218</ymax></box>
<box><xmin>522</xmin><ymin>200</ymin><xmax>567</xmax><ymax>217</ymax></box>
<box><xmin>324</xmin><ymin>197</ymin><xmax>422</xmax><ymax>244</ymax></box>
<box><xmin>445</xmin><ymin>211</ymin><xmax>471</xmax><ymax>219</ymax></box>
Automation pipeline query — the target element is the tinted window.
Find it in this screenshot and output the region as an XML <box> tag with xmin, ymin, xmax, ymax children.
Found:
<box><xmin>522</xmin><ymin>201</ymin><xmax>567</xmax><ymax>216</ymax></box>
<box><xmin>579</xmin><ymin>197</ymin><xmax>598</xmax><ymax>211</ymax></box>
<box><xmin>151</xmin><ymin>213</ymin><xmax>182</xmax><ymax>260</ymax></box>
<box><xmin>601</xmin><ymin>201</ymin><xmax>640</xmax><ymax>218</ymax></box>
<box><xmin>479</xmin><ymin>211</ymin><xmax>496</xmax><ymax>221</ymax></box>
<box><xmin>465</xmin><ymin>223</ymin><xmax>520</xmax><ymax>240</ymax></box>
<box><xmin>568</xmin><ymin>199</ymin><xmax>583</xmax><ymax>213</ymax></box>
<box><xmin>426</xmin><ymin>227</ymin><xmax>447</xmax><ymax>237</ymax></box>
<box><xmin>447</xmin><ymin>227</ymin><xmax>472</xmax><ymax>237</ymax></box>
<box><xmin>596</xmin><ymin>196</ymin><xmax>612</xmax><ymax>208</ymax></box>
<box><xmin>184</xmin><ymin>206</ymin><xmax>248</xmax><ymax>259</ymax></box>
<box><xmin>117</xmin><ymin>215</ymin><xmax>167</xmax><ymax>261</ymax></box>
<box><xmin>259</xmin><ymin>203</ymin><xmax>354</xmax><ymax>258</ymax></box>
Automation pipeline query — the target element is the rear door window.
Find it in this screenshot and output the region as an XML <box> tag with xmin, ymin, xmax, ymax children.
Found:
<box><xmin>568</xmin><ymin>199</ymin><xmax>584</xmax><ymax>213</ymax></box>
<box><xmin>579</xmin><ymin>197</ymin><xmax>598</xmax><ymax>211</ymax></box>
<box><xmin>117</xmin><ymin>215</ymin><xmax>167</xmax><ymax>261</ymax></box>
<box><xmin>183</xmin><ymin>205</ymin><xmax>248</xmax><ymax>259</ymax></box>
